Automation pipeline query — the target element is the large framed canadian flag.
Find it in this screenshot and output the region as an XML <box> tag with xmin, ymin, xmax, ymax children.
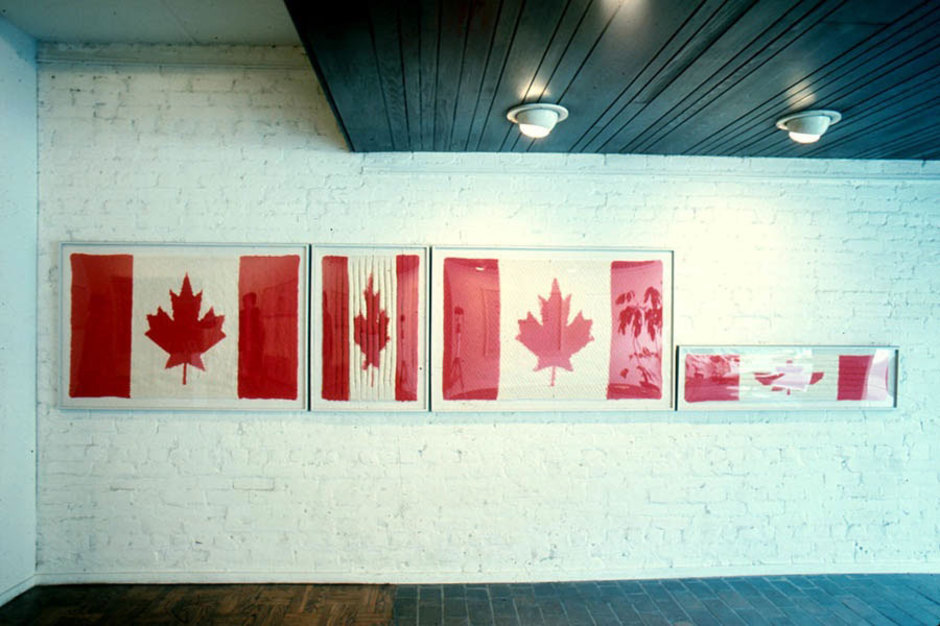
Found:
<box><xmin>677</xmin><ymin>346</ymin><xmax>898</xmax><ymax>410</ymax></box>
<box><xmin>61</xmin><ymin>243</ymin><xmax>309</xmax><ymax>410</ymax></box>
<box><xmin>311</xmin><ymin>245</ymin><xmax>429</xmax><ymax>411</ymax></box>
<box><xmin>431</xmin><ymin>247</ymin><xmax>674</xmax><ymax>411</ymax></box>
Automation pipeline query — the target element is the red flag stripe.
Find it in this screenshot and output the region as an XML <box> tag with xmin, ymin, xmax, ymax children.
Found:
<box><xmin>837</xmin><ymin>354</ymin><xmax>889</xmax><ymax>401</ymax></box>
<box><xmin>69</xmin><ymin>253</ymin><xmax>134</xmax><ymax>398</ymax></box>
<box><xmin>442</xmin><ymin>258</ymin><xmax>500</xmax><ymax>400</ymax></box>
<box><xmin>395</xmin><ymin>254</ymin><xmax>420</xmax><ymax>401</ymax></box>
<box><xmin>607</xmin><ymin>260</ymin><xmax>664</xmax><ymax>400</ymax></box>
<box><xmin>238</xmin><ymin>255</ymin><xmax>300</xmax><ymax>400</ymax></box>
<box><xmin>321</xmin><ymin>256</ymin><xmax>350</xmax><ymax>400</ymax></box>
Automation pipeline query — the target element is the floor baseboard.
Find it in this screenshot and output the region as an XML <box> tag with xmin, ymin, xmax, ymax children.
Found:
<box><xmin>32</xmin><ymin>562</ymin><xmax>940</xmax><ymax>586</ymax></box>
<box><xmin>0</xmin><ymin>576</ymin><xmax>36</xmax><ymax>608</ymax></box>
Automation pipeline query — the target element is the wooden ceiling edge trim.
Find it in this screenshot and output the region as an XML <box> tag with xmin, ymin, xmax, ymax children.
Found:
<box><xmin>36</xmin><ymin>42</ymin><xmax>310</xmax><ymax>69</ymax></box>
<box><xmin>298</xmin><ymin>49</ymin><xmax>354</xmax><ymax>152</ymax></box>
<box><xmin>282</xmin><ymin>2</ymin><xmax>354</xmax><ymax>152</ymax></box>
<box><xmin>359</xmin><ymin>155</ymin><xmax>939</xmax><ymax>183</ymax></box>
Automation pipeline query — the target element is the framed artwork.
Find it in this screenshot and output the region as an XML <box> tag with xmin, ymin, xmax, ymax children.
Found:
<box><xmin>312</xmin><ymin>246</ymin><xmax>428</xmax><ymax>411</ymax></box>
<box><xmin>677</xmin><ymin>346</ymin><xmax>898</xmax><ymax>410</ymax></box>
<box><xmin>432</xmin><ymin>247</ymin><xmax>673</xmax><ymax>411</ymax></box>
<box><xmin>61</xmin><ymin>243</ymin><xmax>308</xmax><ymax>410</ymax></box>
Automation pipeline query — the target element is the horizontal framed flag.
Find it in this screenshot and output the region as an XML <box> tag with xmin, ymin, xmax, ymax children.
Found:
<box><xmin>432</xmin><ymin>247</ymin><xmax>673</xmax><ymax>411</ymax></box>
<box><xmin>61</xmin><ymin>243</ymin><xmax>308</xmax><ymax>410</ymax></box>
<box><xmin>677</xmin><ymin>346</ymin><xmax>899</xmax><ymax>410</ymax></box>
<box><xmin>312</xmin><ymin>245</ymin><xmax>428</xmax><ymax>411</ymax></box>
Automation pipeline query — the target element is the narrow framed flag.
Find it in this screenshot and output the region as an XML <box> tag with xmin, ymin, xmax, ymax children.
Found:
<box><xmin>432</xmin><ymin>247</ymin><xmax>674</xmax><ymax>411</ymax></box>
<box><xmin>312</xmin><ymin>245</ymin><xmax>428</xmax><ymax>411</ymax></box>
<box><xmin>677</xmin><ymin>346</ymin><xmax>898</xmax><ymax>410</ymax></box>
<box><xmin>61</xmin><ymin>243</ymin><xmax>309</xmax><ymax>410</ymax></box>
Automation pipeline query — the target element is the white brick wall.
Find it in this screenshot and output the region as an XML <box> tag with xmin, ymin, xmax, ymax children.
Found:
<box><xmin>35</xmin><ymin>46</ymin><xmax>939</xmax><ymax>583</ymax></box>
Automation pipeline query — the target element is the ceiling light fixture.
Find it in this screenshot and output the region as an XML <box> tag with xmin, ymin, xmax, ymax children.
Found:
<box><xmin>507</xmin><ymin>103</ymin><xmax>569</xmax><ymax>139</ymax></box>
<box><xmin>775</xmin><ymin>109</ymin><xmax>842</xmax><ymax>144</ymax></box>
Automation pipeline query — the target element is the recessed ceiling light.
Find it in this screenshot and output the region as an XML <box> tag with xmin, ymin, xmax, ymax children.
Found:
<box><xmin>507</xmin><ymin>103</ymin><xmax>569</xmax><ymax>139</ymax></box>
<box><xmin>775</xmin><ymin>110</ymin><xmax>842</xmax><ymax>144</ymax></box>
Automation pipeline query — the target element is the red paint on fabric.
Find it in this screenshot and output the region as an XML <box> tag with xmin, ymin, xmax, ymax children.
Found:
<box><xmin>69</xmin><ymin>253</ymin><xmax>134</xmax><ymax>398</ymax></box>
<box><xmin>754</xmin><ymin>361</ymin><xmax>824</xmax><ymax>395</ymax></box>
<box><xmin>683</xmin><ymin>354</ymin><xmax>740</xmax><ymax>402</ymax></box>
<box><xmin>516</xmin><ymin>278</ymin><xmax>593</xmax><ymax>387</ymax></box>
<box><xmin>442</xmin><ymin>258</ymin><xmax>500</xmax><ymax>400</ymax></box>
<box><xmin>607</xmin><ymin>261</ymin><xmax>664</xmax><ymax>399</ymax></box>
<box><xmin>146</xmin><ymin>274</ymin><xmax>226</xmax><ymax>386</ymax></box>
<box><xmin>353</xmin><ymin>274</ymin><xmax>390</xmax><ymax>374</ymax></box>
<box><xmin>395</xmin><ymin>255</ymin><xmax>420</xmax><ymax>401</ymax></box>
<box><xmin>237</xmin><ymin>256</ymin><xmax>299</xmax><ymax>400</ymax></box>
<box><xmin>321</xmin><ymin>256</ymin><xmax>350</xmax><ymax>401</ymax></box>
<box><xmin>838</xmin><ymin>355</ymin><xmax>875</xmax><ymax>400</ymax></box>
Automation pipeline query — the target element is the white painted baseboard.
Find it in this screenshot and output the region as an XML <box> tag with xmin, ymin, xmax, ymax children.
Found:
<box><xmin>34</xmin><ymin>562</ymin><xmax>939</xmax><ymax>586</ymax></box>
<box><xmin>0</xmin><ymin>576</ymin><xmax>36</xmax><ymax>608</ymax></box>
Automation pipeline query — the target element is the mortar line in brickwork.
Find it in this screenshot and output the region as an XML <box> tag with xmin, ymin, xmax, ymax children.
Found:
<box><xmin>359</xmin><ymin>158</ymin><xmax>940</xmax><ymax>183</ymax></box>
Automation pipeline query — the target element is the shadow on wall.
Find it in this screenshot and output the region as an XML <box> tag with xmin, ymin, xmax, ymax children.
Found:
<box><xmin>41</xmin><ymin>45</ymin><xmax>348</xmax><ymax>153</ymax></box>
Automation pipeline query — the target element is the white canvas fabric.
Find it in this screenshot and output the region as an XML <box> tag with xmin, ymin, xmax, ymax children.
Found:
<box><xmin>736</xmin><ymin>350</ymin><xmax>840</xmax><ymax>402</ymax></box>
<box><xmin>130</xmin><ymin>252</ymin><xmax>239</xmax><ymax>400</ymax></box>
<box><xmin>498</xmin><ymin>259</ymin><xmax>612</xmax><ymax>401</ymax></box>
<box><xmin>346</xmin><ymin>254</ymin><xmax>400</xmax><ymax>403</ymax></box>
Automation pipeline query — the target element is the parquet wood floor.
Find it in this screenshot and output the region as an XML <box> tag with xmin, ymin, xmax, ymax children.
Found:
<box><xmin>2</xmin><ymin>574</ymin><xmax>938</xmax><ymax>625</ymax></box>
<box><xmin>0</xmin><ymin>583</ymin><xmax>394</xmax><ymax>626</ymax></box>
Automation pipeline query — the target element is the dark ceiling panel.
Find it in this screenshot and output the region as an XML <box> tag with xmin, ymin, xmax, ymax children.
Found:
<box><xmin>416</xmin><ymin>0</ymin><xmax>440</xmax><ymax>151</ymax></box>
<box><xmin>431</xmin><ymin>1</ymin><xmax>471</xmax><ymax>151</ymax></box>
<box><xmin>461</xmin><ymin>1</ymin><xmax>526</xmax><ymax>152</ymax></box>
<box><xmin>713</xmin><ymin>4</ymin><xmax>939</xmax><ymax>157</ymax></box>
<box><xmin>508</xmin><ymin>0</ymin><xmax>622</xmax><ymax>153</ymax></box>
<box><xmin>537</xmin><ymin>0</ymin><xmax>707</xmax><ymax>154</ymax></box>
<box><xmin>472</xmin><ymin>0</ymin><xmax>571</xmax><ymax>151</ymax></box>
<box><xmin>285</xmin><ymin>0</ymin><xmax>940</xmax><ymax>159</ymax></box>
<box><xmin>799</xmin><ymin>89</ymin><xmax>940</xmax><ymax>159</ymax></box>
<box><xmin>285</xmin><ymin>4</ymin><xmax>388</xmax><ymax>151</ymax></box>
<box><xmin>397</xmin><ymin>1</ymin><xmax>423</xmax><ymax>150</ymax></box>
<box><xmin>646</xmin><ymin>16</ymin><xmax>879</xmax><ymax>155</ymax></box>
<box><xmin>504</xmin><ymin>0</ymin><xmax>596</xmax><ymax>153</ymax></box>
<box><xmin>448</xmin><ymin>0</ymin><xmax>505</xmax><ymax>151</ymax></box>
<box><xmin>615</xmin><ymin>0</ymin><xmax>846</xmax><ymax>155</ymax></box>
<box><xmin>367</xmin><ymin>2</ymin><xmax>409</xmax><ymax>150</ymax></box>
<box><xmin>575</xmin><ymin>0</ymin><xmax>766</xmax><ymax>153</ymax></box>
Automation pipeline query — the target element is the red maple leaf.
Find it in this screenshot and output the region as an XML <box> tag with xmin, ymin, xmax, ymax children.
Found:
<box><xmin>353</xmin><ymin>274</ymin><xmax>390</xmax><ymax>383</ymax></box>
<box><xmin>516</xmin><ymin>278</ymin><xmax>594</xmax><ymax>386</ymax></box>
<box><xmin>145</xmin><ymin>274</ymin><xmax>226</xmax><ymax>385</ymax></box>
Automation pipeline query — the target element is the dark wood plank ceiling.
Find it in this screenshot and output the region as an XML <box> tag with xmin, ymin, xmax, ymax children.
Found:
<box><xmin>285</xmin><ymin>0</ymin><xmax>940</xmax><ymax>159</ymax></box>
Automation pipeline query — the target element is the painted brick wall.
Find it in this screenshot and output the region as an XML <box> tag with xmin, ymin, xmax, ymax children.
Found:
<box><xmin>36</xmin><ymin>46</ymin><xmax>939</xmax><ymax>583</ymax></box>
<box><xmin>0</xmin><ymin>18</ymin><xmax>37</xmax><ymax>603</ymax></box>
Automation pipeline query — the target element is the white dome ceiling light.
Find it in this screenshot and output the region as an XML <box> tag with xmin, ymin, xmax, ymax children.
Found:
<box><xmin>507</xmin><ymin>103</ymin><xmax>569</xmax><ymax>139</ymax></box>
<box><xmin>775</xmin><ymin>110</ymin><xmax>842</xmax><ymax>144</ymax></box>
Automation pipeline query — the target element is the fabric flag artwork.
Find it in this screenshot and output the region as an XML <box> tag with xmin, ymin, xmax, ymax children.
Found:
<box><xmin>433</xmin><ymin>248</ymin><xmax>673</xmax><ymax>411</ymax></box>
<box><xmin>62</xmin><ymin>244</ymin><xmax>308</xmax><ymax>410</ymax></box>
<box><xmin>314</xmin><ymin>247</ymin><xmax>427</xmax><ymax>410</ymax></box>
<box><xmin>678</xmin><ymin>346</ymin><xmax>898</xmax><ymax>410</ymax></box>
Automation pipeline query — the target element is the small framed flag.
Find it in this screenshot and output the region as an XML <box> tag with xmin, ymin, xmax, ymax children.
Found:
<box><xmin>677</xmin><ymin>346</ymin><xmax>899</xmax><ymax>410</ymax></box>
<box><xmin>312</xmin><ymin>245</ymin><xmax>429</xmax><ymax>411</ymax></box>
<box><xmin>61</xmin><ymin>243</ymin><xmax>309</xmax><ymax>410</ymax></box>
<box><xmin>432</xmin><ymin>247</ymin><xmax>674</xmax><ymax>411</ymax></box>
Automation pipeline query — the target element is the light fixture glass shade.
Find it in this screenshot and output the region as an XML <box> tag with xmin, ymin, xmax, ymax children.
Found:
<box><xmin>517</xmin><ymin>110</ymin><xmax>556</xmax><ymax>138</ymax></box>
<box><xmin>507</xmin><ymin>103</ymin><xmax>569</xmax><ymax>139</ymax></box>
<box><xmin>788</xmin><ymin>131</ymin><xmax>823</xmax><ymax>144</ymax></box>
<box><xmin>518</xmin><ymin>124</ymin><xmax>551</xmax><ymax>138</ymax></box>
<box><xmin>776</xmin><ymin>110</ymin><xmax>841</xmax><ymax>144</ymax></box>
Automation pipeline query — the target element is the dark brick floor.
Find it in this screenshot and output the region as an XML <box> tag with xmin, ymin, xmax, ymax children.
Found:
<box><xmin>392</xmin><ymin>574</ymin><xmax>940</xmax><ymax>625</ymax></box>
